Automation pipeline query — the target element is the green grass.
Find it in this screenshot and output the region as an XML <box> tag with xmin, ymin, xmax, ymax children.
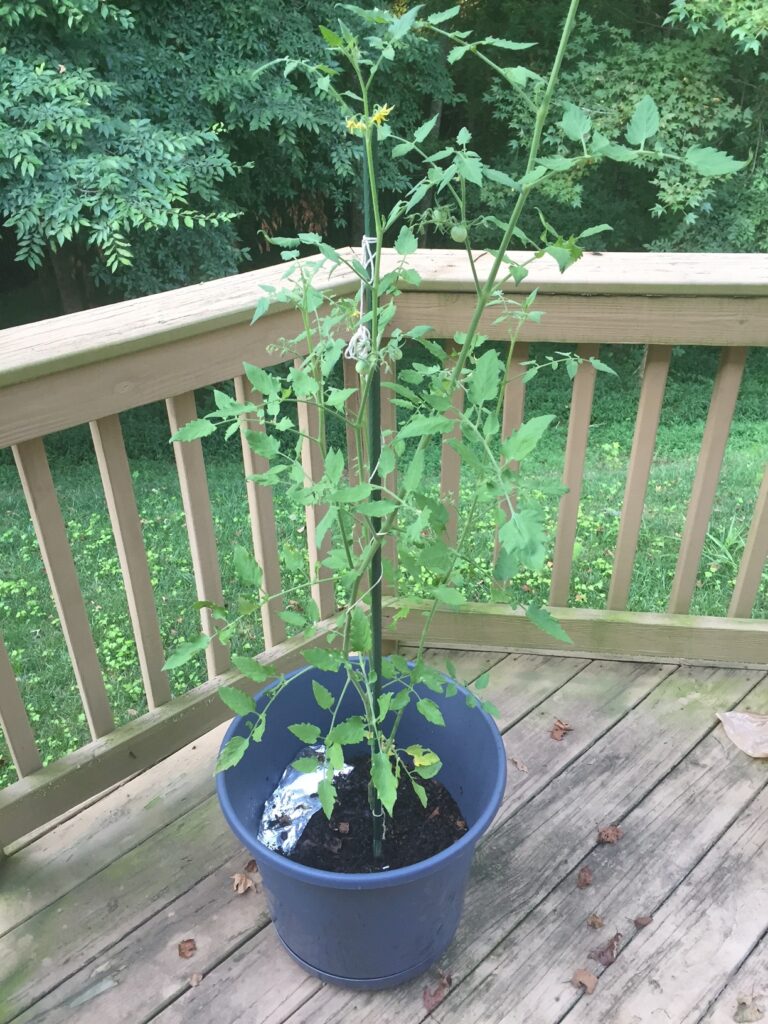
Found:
<box><xmin>1</xmin><ymin>343</ymin><xmax>766</xmax><ymax>787</ymax></box>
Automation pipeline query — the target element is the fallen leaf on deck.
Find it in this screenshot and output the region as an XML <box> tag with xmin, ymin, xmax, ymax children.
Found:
<box><xmin>423</xmin><ymin>969</ymin><xmax>452</xmax><ymax>1012</ymax></box>
<box><xmin>550</xmin><ymin>718</ymin><xmax>573</xmax><ymax>741</ymax></box>
<box><xmin>576</xmin><ymin>866</ymin><xmax>593</xmax><ymax>889</ymax></box>
<box><xmin>589</xmin><ymin>931</ymin><xmax>622</xmax><ymax>967</ymax></box>
<box><xmin>178</xmin><ymin>939</ymin><xmax>197</xmax><ymax>959</ymax></box>
<box><xmin>634</xmin><ymin>915</ymin><xmax>653</xmax><ymax>928</ymax></box>
<box><xmin>244</xmin><ymin>859</ymin><xmax>258</xmax><ymax>874</ymax></box>
<box><xmin>509</xmin><ymin>755</ymin><xmax>529</xmax><ymax>773</ymax></box>
<box><xmin>571</xmin><ymin>968</ymin><xmax>598</xmax><ymax>995</ymax></box>
<box><xmin>190</xmin><ymin>973</ymin><xmax>203</xmax><ymax>987</ymax></box>
<box><xmin>231</xmin><ymin>873</ymin><xmax>255</xmax><ymax>894</ymax></box>
<box><xmin>734</xmin><ymin>995</ymin><xmax>765</xmax><ymax>1022</ymax></box>
<box><xmin>718</xmin><ymin>711</ymin><xmax>768</xmax><ymax>759</ymax></box>
<box><xmin>587</xmin><ymin>913</ymin><xmax>605</xmax><ymax>929</ymax></box>
<box><xmin>597</xmin><ymin>824</ymin><xmax>623</xmax><ymax>844</ymax></box>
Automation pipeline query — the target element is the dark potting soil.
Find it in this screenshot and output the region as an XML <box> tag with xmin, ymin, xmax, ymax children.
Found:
<box><xmin>288</xmin><ymin>757</ymin><xmax>468</xmax><ymax>873</ymax></box>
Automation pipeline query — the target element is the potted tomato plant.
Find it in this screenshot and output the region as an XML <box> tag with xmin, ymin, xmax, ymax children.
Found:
<box><xmin>164</xmin><ymin>0</ymin><xmax>745</xmax><ymax>989</ymax></box>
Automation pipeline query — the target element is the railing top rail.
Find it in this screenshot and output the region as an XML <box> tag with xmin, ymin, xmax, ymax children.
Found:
<box><xmin>1</xmin><ymin>250</ymin><xmax>766</xmax><ymax>390</ymax></box>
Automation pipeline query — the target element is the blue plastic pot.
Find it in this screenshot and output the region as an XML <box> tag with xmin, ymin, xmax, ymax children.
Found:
<box><xmin>216</xmin><ymin>662</ymin><xmax>506</xmax><ymax>990</ymax></box>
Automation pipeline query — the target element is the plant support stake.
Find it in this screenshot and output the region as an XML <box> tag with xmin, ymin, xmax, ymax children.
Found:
<box><xmin>363</xmin><ymin>138</ymin><xmax>384</xmax><ymax>861</ymax></box>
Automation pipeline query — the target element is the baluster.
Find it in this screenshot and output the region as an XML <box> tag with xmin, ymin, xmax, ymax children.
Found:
<box><xmin>729</xmin><ymin>463</ymin><xmax>768</xmax><ymax>618</ymax></box>
<box><xmin>91</xmin><ymin>415</ymin><xmax>171</xmax><ymax>709</ymax></box>
<box><xmin>166</xmin><ymin>392</ymin><xmax>229</xmax><ymax>675</ymax></box>
<box><xmin>668</xmin><ymin>347</ymin><xmax>747</xmax><ymax>614</ymax></box>
<box><xmin>0</xmin><ymin>633</ymin><xmax>42</xmax><ymax>777</ymax></box>
<box><xmin>440</xmin><ymin>340</ymin><xmax>464</xmax><ymax>547</ymax></box>
<box><xmin>549</xmin><ymin>344</ymin><xmax>599</xmax><ymax>606</ymax></box>
<box><xmin>495</xmin><ymin>340</ymin><xmax>529</xmax><ymax>558</ymax></box>
<box><xmin>234</xmin><ymin>375</ymin><xmax>286</xmax><ymax>649</ymax></box>
<box><xmin>296</xmin><ymin>362</ymin><xmax>336</xmax><ymax>619</ymax></box>
<box><xmin>13</xmin><ymin>438</ymin><xmax>114</xmax><ymax>737</ymax></box>
<box><xmin>607</xmin><ymin>346</ymin><xmax>672</xmax><ymax>610</ymax></box>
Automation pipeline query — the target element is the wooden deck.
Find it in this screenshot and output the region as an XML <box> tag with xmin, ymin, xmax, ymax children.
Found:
<box><xmin>2</xmin><ymin>646</ymin><xmax>767</xmax><ymax>1024</ymax></box>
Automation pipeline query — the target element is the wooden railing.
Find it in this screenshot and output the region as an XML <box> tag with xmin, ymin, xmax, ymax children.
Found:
<box><xmin>0</xmin><ymin>250</ymin><xmax>766</xmax><ymax>848</ymax></box>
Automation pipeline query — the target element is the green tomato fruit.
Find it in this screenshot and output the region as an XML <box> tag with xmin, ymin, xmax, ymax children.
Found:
<box><xmin>450</xmin><ymin>224</ymin><xmax>468</xmax><ymax>243</ymax></box>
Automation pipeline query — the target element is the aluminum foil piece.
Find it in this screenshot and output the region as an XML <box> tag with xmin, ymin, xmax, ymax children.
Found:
<box><xmin>257</xmin><ymin>744</ymin><xmax>352</xmax><ymax>855</ymax></box>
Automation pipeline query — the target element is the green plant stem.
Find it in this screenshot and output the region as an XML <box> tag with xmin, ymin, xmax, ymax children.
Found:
<box><xmin>346</xmin><ymin>0</ymin><xmax>582</xmax><ymax>607</ymax></box>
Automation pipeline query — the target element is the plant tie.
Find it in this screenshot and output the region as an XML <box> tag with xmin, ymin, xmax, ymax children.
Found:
<box><xmin>344</xmin><ymin>234</ymin><xmax>377</xmax><ymax>364</ymax></box>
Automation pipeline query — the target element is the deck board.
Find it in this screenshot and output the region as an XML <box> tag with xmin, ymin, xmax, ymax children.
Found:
<box><xmin>1</xmin><ymin>651</ymin><xmax>766</xmax><ymax>1024</ymax></box>
<box><xmin>430</xmin><ymin>677</ymin><xmax>768</xmax><ymax>1024</ymax></box>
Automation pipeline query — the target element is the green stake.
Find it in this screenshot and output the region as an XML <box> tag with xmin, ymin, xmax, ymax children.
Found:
<box><xmin>362</xmin><ymin>137</ymin><xmax>384</xmax><ymax>861</ymax></box>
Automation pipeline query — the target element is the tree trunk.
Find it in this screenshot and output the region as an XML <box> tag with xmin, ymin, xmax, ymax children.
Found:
<box><xmin>49</xmin><ymin>246</ymin><xmax>87</xmax><ymax>314</ymax></box>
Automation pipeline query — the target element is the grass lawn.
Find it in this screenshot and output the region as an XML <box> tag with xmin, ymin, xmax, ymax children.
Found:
<box><xmin>1</xmin><ymin>343</ymin><xmax>766</xmax><ymax>786</ymax></box>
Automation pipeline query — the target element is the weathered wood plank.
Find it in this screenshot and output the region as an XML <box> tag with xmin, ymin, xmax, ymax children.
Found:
<box><xmin>0</xmin><ymin>618</ymin><xmax>337</xmax><ymax>849</ymax></box>
<box><xmin>729</xmin><ymin>463</ymin><xmax>768</xmax><ymax>618</ymax></box>
<box><xmin>550</xmin><ymin>345</ymin><xmax>599</xmax><ymax>606</ymax></box>
<box><xmin>166</xmin><ymin>391</ymin><xmax>229</xmax><ymax>677</ymax></box>
<box><xmin>0</xmin><ymin>633</ymin><xmax>41</xmax><ymax>779</ymax></box>
<box><xmin>0</xmin><ymin>309</ymin><xmax>308</xmax><ymax>449</ymax></box>
<box><xmin>280</xmin><ymin>664</ymin><xmax>762</xmax><ymax>1024</ymax></box>
<box><xmin>383</xmin><ymin>599</ymin><xmax>768</xmax><ymax>666</ymax></box>
<box><xmin>0</xmin><ymin>723</ymin><xmax>226</xmax><ymax>937</ymax></box>
<box><xmin>90</xmin><ymin>414</ymin><xmax>171</xmax><ymax>708</ymax></box>
<box><xmin>495</xmin><ymin>340</ymin><xmax>528</xmax><ymax>559</ymax></box>
<box><xmin>10</xmin><ymin>850</ymin><xmax>275</xmax><ymax>1024</ymax></box>
<box><xmin>429</xmin><ymin>678</ymin><xmax>768</xmax><ymax>1024</ymax></box>
<box><xmin>296</xmin><ymin>372</ymin><xmax>336</xmax><ymax>619</ymax></box>
<box><xmin>152</xmin><ymin>921</ymin><xmax>322</xmax><ymax>1024</ymax></box>
<box><xmin>607</xmin><ymin>344</ymin><xmax>671</xmax><ymax>610</ymax></box>
<box><xmin>699</xmin><ymin>931</ymin><xmax>768</xmax><ymax>1023</ymax></box>
<box><xmin>234</xmin><ymin>375</ymin><xmax>286</xmax><ymax>649</ymax></box>
<box><xmin>392</xmin><ymin>291</ymin><xmax>768</xmax><ymax>348</ymax></box>
<box><xmin>558</xmin><ymin>783</ymin><xmax>768</xmax><ymax>1024</ymax></box>
<box><xmin>669</xmin><ymin>346</ymin><xmax>747</xmax><ymax>614</ymax></box>
<box><xmin>400</xmin><ymin>648</ymin><xmax>590</xmax><ymax>736</ymax></box>
<box><xmin>12</xmin><ymin>438</ymin><xmax>114</xmax><ymax>740</ymax></box>
<box><xmin>440</xmin><ymin>340</ymin><xmax>464</xmax><ymax>547</ymax></box>
<box><xmin>3</xmin><ymin>252</ymin><xmax>764</xmax><ymax>391</ymax></box>
<box><xmin>0</xmin><ymin>795</ymin><xmax>239</xmax><ymax>1022</ymax></box>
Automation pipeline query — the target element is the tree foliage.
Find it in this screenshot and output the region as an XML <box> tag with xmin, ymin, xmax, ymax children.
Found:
<box><xmin>0</xmin><ymin>0</ymin><xmax>765</xmax><ymax>317</ymax></box>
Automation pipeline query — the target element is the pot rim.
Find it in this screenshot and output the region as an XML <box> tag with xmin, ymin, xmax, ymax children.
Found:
<box><xmin>216</xmin><ymin>660</ymin><xmax>507</xmax><ymax>889</ymax></box>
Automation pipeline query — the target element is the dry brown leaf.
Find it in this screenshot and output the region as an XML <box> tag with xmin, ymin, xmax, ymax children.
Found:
<box><xmin>244</xmin><ymin>859</ymin><xmax>258</xmax><ymax>874</ymax></box>
<box><xmin>734</xmin><ymin>995</ymin><xmax>765</xmax><ymax>1022</ymax></box>
<box><xmin>550</xmin><ymin>718</ymin><xmax>573</xmax><ymax>741</ymax></box>
<box><xmin>587</xmin><ymin>913</ymin><xmax>605</xmax><ymax>929</ymax></box>
<box><xmin>597</xmin><ymin>824</ymin><xmax>623</xmax><ymax>844</ymax></box>
<box><xmin>231</xmin><ymin>872</ymin><xmax>255</xmax><ymax>895</ymax></box>
<box><xmin>338</xmin><ymin>821</ymin><xmax>350</xmax><ymax>835</ymax></box>
<box><xmin>589</xmin><ymin>931</ymin><xmax>622</xmax><ymax>967</ymax></box>
<box><xmin>634</xmin><ymin>914</ymin><xmax>653</xmax><ymax>929</ymax></box>
<box><xmin>178</xmin><ymin>938</ymin><xmax>197</xmax><ymax>959</ymax></box>
<box><xmin>718</xmin><ymin>711</ymin><xmax>768</xmax><ymax>759</ymax></box>
<box><xmin>571</xmin><ymin>968</ymin><xmax>598</xmax><ymax>995</ymax></box>
<box><xmin>576</xmin><ymin>866</ymin><xmax>593</xmax><ymax>890</ymax></box>
<box><xmin>509</xmin><ymin>755</ymin><xmax>529</xmax><ymax>773</ymax></box>
<box><xmin>422</xmin><ymin>969</ymin><xmax>452</xmax><ymax>1013</ymax></box>
<box><xmin>189</xmin><ymin>973</ymin><xmax>203</xmax><ymax>988</ymax></box>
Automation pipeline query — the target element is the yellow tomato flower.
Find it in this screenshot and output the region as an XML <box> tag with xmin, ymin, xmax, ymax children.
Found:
<box><xmin>345</xmin><ymin>115</ymin><xmax>367</xmax><ymax>135</ymax></box>
<box><xmin>371</xmin><ymin>103</ymin><xmax>394</xmax><ymax>126</ymax></box>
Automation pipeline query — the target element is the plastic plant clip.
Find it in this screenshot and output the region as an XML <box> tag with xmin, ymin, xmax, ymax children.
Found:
<box><xmin>717</xmin><ymin>711</ymin><xmax>768</xmax><ymax>758</ymax></box>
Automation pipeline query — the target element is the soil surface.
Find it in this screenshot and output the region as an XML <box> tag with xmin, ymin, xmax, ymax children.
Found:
<box><xmin>288</xmin><ymin>757</ymin><xmax>468</xmax><ymax>872</ymax></box>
